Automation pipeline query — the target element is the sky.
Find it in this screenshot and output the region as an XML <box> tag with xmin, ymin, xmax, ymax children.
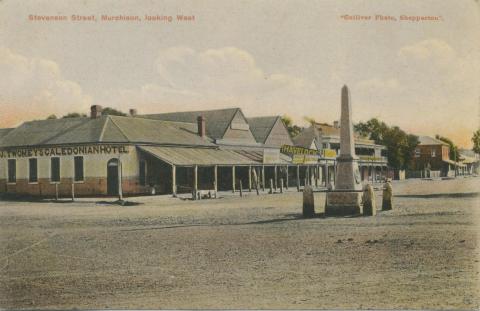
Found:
<box><xmin>0</xmin><ymin>0</ymin><xmax>479</xmax><ymax>147</ymax></box>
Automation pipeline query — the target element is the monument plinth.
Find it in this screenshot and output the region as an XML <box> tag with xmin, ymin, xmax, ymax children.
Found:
<box><xmin>325</xmin><ymin>85</ymin><xmax>363</xmax><ymax>216</ymax></box>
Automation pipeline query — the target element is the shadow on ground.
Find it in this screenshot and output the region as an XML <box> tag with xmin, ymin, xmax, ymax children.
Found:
<box><xmin>396</xmin><ymin>192</ymin><xmax>479</xmax><ymax>199</ymax></box>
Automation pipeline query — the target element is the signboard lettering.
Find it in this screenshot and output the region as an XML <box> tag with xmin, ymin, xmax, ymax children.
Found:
<box><xmin>280</xmin><ymin>144</ymin><xmax>318</xmax><ymax>156</ymax></box>
<box><xmin>0</xmin><ymin>145</ymin><xmax>129</xmax><ymax>159</ymax></box>
<box><xmin>292</xmin><ymin>154</ymin><xmax>319</xmax><ymax>164</ymax></box>
<box><xmin>322</xmin><ymin>149</ymin><xmax>337</xmax><ymax>158</ymax></box>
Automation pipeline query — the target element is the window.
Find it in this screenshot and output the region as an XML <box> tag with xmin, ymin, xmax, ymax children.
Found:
<box><xmin>431</xmin><ymin>149</ymin><xmax>436</xmax><ymax>157</ymax></box>
<box><xmin>415</xmin><ymin>149</ymin><xmax>420</xmax><ymax>157</ymax></box>
<box><xmin>139</xmin><ymin>160</ymin><xmax>146</xmax><ymax>186</ymax></box>
<box><xmin>74</xmin><ymin>156</ymin><xmax>84</xmax><ymax>182</ymax></box>
<box><xmin>443</xmin><ymin>147</ymin><xmax>449</xmax><ymax>159</ymax></box>
<box><xmin>29</xmin><ymin>158</ymin><xmax>38</xmax><ymax>183</ymax></box>
<box><xmin>51</xmin><ymin>157</ymin><xmax>60</xmax><ymax>182</ymax></box>
<box><xmin>7</xmin><ymin>159</ymin><xmax>16</xmax><ymax>183</ymax></box>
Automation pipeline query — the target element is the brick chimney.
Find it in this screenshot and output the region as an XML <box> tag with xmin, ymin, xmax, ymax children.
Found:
<box><xmin>129</xmin><ymin>109</ymin><xmax>137</xmax><ymax>117</ymax></box>
<box><xmin>197</xmin><ymin>115</ymin><xmax>206</xmax><ymax>138</ymax></box>
<box><xmin>90</xmin><ymin>105</ymin><xmax>103</xmax><ymax>119</ymax></box>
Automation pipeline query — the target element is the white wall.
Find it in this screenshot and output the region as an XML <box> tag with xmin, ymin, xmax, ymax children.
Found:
<box><xmin>0</xmin><ymin>145</ymin><xmax>140</xmax><ymax>181</ymax></box>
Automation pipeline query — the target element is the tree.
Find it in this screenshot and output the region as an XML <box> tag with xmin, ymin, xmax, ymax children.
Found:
<box><xmin>435</xmin><ymin>135</ymin><xmax>458</xmax><ymax>160</ymax></box>
<box><xmin>46</xmin><ymin>114</ymin><xmax>57</xmax><ymax>120</ymax></box>
<box><xmin>58</xmin><ymin>107</ymin><xmax>126</xmax><ymax>119</ymax></box>
<box><xmin>404</xmin><ymin>133</ymin><xmax>420</xmax><ymax>169</ymax></box>
<box><xmin>303</xmin><ymin>116</ymin><xmax>317</xmax><ymax>125</ymax></box>
<box><xmin>102</xmin><ymin>107</ymin><xmax>127</xmax><ymax>116</ymax></box>
<box><xmin>355</xmin><ymin>119</ymin><xmax>419</xmax><ymax>170</ymax></box>
<box><xmin>354</xmin><ymin>118</ymin><xmax>389</xmax><ymax>142</ymax></box>
<box><xmin>281</xmin><ymin>115</ymin><xmax>302</xmax><ymax>138</ymax></box>
<box><xmin>62</xmin><ymin>112</ymin><xmax>87</xmax><ymax>118</ymax></box>
<box><xmin>472</xmin><ymin>130</ymin><xmax>480</xmax><ymax>154</ymax></box>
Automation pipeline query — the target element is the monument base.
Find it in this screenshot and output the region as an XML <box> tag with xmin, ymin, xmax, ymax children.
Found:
<box><xmin>325</xmin><ymin>191</ymin><xmax>362</xmax><ymax>216</ymax></box>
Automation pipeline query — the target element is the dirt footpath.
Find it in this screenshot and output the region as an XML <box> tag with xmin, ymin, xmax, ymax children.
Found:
<box><xmin>0</xmin><ymin>178</ymin><xmax>479</xmax><ymax>309</ymax></box>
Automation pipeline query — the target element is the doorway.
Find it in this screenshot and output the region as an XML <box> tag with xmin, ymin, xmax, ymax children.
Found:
<box><xmin>107</xmin><ymin>158</ymin><xmax>119</xmax><ymax>196</ymax></box>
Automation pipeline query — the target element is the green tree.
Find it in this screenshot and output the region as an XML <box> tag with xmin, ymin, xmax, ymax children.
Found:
<box><xmin>102</xmin><ymin>107</ymin><xmax>127</xmax><ymax>116</ymax></box>
<box><xmin>281</xmin><ymin>115</ymin><xmax>302</xmax><ymax>138</ymax></box>
<box><xmin>435</xmin><ymin>134</ymin><xmax>458</xmax><ymax>160</ymax></box>
<box><xmin>46</xmin><ymin>114</ymin><xmax>57</xmax><ymax>120</ymax></box>
<box><xmin>355</xmin><ymin>119</ymin><xmax>419</xmax><ymax>170</ymax></box>
<box><xmin>472</xmin><ymin>130</ymin><xmax>480</xmax><ymax>154</ymax></box>
<box><xmin>354</xmin><ymin>118</ymin><xmax>389</xmax><ymax>142</ymax></box>
<box><xmin>404</xmin><ymin>133</ymin><xmax>420</xmax><ymax>169</ymax></box>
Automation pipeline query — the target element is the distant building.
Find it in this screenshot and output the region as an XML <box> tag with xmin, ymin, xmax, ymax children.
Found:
<box><xmin>458</xmin><ymin>149</ymin><xmax>480</xmax><ymax>175</ymax></box>
<box><xmin>410</xmin><ymin>136</ymin><xmax>463</xmax><ymax>177</ymax></box>
<box><xmin>292</xmin><ymin>122</ymin><xmax>389</xmax><ymax>182</ymax></box>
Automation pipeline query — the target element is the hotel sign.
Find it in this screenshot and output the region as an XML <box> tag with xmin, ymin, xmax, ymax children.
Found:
<box><xmin>322</xmin><ymin>149</ymin><xmax>337</xmax><ymax>158</ymax></box>
<box><xmin>280</xmin><ymin>145</ymin><xmax>318</xmax><ymax>156</ymax></box>
<box><xmin>281</xmin><ymin>144</ymin><xmax>336</xmax><ymax>160</ymax></box>
<box><xmin>0</xmin><ymin>144</ymin><xmax>129</xmax><ymax>159</ymax></box>
<box><xmin>292</xmin><ymin>154</ymin><xmax>319</xmax><ymax>164</ymax></box>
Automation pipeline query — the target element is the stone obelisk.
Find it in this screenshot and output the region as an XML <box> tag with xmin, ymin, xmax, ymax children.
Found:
<box><xmin>325</xmin><ymin>85</ymin><xmax>363</xmax><ymax>216</ymax></box>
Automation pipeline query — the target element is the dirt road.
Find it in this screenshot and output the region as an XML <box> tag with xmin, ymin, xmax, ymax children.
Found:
<box><xmin>0</xmin><ymin>178</ymin><xmax>479</xmax><ymax>309</ymax></box>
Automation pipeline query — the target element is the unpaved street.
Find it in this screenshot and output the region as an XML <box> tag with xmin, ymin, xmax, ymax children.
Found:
<box><xmin>0</xmin><ymin>178</ymin><xmax>479</xmax><ymax>309</ymax></box>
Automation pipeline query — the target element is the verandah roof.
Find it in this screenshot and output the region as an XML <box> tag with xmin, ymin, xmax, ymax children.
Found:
<box><xmin>138</xmin><ymin>146</ymin><xmax>292</xmax><ymax>166</ymax></box>
<box><xmin>138</xmin><ymin>146</ymin><xmax>260</xmax><ymax>166</ymax></box>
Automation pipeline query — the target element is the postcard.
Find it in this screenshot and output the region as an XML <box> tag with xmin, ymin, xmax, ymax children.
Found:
<box><xmin>0</xmin><ymin>0</ymin><xmax>479</xmax><ymax>310</ymax></box>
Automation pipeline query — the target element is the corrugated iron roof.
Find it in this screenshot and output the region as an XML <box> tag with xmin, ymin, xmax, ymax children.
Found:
<box><xmin>0</xmin><ymin>117</ymin><xmax>102</xmax><ymax>147</ymax></box>
<box><xmin>0</xmin><ymin>128</ymin><xmax>14</xmax><ymax>139</ymax></box>
<box><xmin>231</xmin><ymin>149</ymin><xmax>264</xmax><ymax>162</ymax></box>
<box><xmin>293</xmin><ymin>124</ymin><xmax>378</xmax><ymax>149</ymax></box>
<box><xmin>231</xmin><ymin>148</ymin><xmax>291</xmax><ymax>164</ymax></box>
<box><xmin>0</xmin><ymin>115</ymin><xmax>214</xmax><ymax>148</ymax></box>
<box><xmin>292</xmin><ymin>126</ymin><xmax>317</xmax><ymax>149</ymax></box>
<box><xmin>140</xmin><ymin>108</ymin><xmax>240</xmax><ymax>140</ymax></box>
<box><xmin>107</xmin><ymin>116</ymin><xmax>214</xmax><ymax>146</ymax></box>
<box><xmin>247</xmin><ymin>116</ymin><xmax>279</xmax><ymax>144</ymax></box>
<box><xmin>419</xmin><ymin>136</ymin><xmax>449</xmax><ymax>146</ymax></box>
<box><xmin>138</xmin><ymin>145</ymin><xmax>260</xmax><ymax>166</ymax></box>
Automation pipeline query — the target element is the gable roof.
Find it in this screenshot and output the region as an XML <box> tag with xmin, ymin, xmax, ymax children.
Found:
<box><xmin>292</xmin><ymin>126</ymin><xmax>317</xmax><ymax>149</ymax></box>
<box><xmin>418</xmin><ymin>136</ymin><xmax>449</xmax><ymax>146</ymax></box>
<box><xmin>0</xmin><ymin>115</ymin><xmax>214</xmax><ymax>148</ymax></box>
<box><xmin>0</xmin><ymin>117</ymin><xmax>102</xmax><ymax>147</ymax></box>
<box><xmin>246</xmin><ymin>116</ymin><xmax>279</xmax><ymax>144</ymax></box>
<box><xmin>293</xmin><ymin>123</ymin><xmax>378</xmax><ymax>149</ymax></box>
<box><xmin>140</xmin><ymin>108</ymin><xmax>240</xmax><ymax>140</ymax></box>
